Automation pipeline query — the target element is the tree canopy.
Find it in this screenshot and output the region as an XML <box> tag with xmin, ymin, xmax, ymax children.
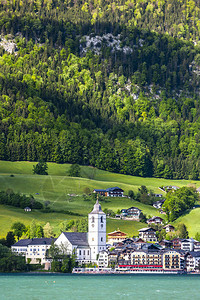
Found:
<box><xmin>163</xmin><ymin>187</ymin><xmax>198</xmax><ymax>222</ymax></box>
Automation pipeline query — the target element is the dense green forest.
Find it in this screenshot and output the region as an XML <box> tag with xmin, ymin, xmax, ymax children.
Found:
<box><xmin>1</xmin><ymin>0</ymin><xmax>200</xmax><ymax>179</ymax></box>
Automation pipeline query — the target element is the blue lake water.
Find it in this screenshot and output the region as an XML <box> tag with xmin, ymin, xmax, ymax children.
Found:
<box><xmin>0</xmin><ymin>274</ymin><xmax>200</xmax><ymax>300</ymax></box>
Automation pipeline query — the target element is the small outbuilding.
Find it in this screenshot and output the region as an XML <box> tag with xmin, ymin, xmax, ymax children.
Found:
<box><xmin>24</xmin><ymin>207</ymin><xmax>32</xmax><ymax>212</ymax></box>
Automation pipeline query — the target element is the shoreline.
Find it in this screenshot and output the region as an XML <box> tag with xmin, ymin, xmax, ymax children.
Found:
<box><xmin>0</xmin><ymin>271</ymin><xmax>200</xmax><ymax>276</ymax></box>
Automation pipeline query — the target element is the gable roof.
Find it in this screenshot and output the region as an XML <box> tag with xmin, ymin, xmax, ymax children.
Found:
<box><xmin>107</xmin><ymin>230</ymin><xmax>127</xmax><ymax>237</ymax></box>
<box><xmin>147</xmin><ymin>216</ymin><xmax>163</xmax><ymax>222</ymax></box>
<box><xmin>12</xmin><ymin>239</ymin><xmax>32</xmax><ymax>247</ymax></box>
<box><xmin>106</xmin><ymin>187</ymin><xmax>124</xmax><ymax>192</ymax></box>
<box><xmin>12</xmin><ymin>238</ymin><xmax>54</xmax><ymax>247</ymax></box>
<box><xmin>62</xmin><ymin>232</ymin><xmax>89</xmax><ymax>247</ymax></box>
<box><xmin>138</xmin><ymin>227</ymin><xmax>156</xmax><ymax>232</ymax></box>
<box><xmin>28</xmin><ymin>238</ymin><xmax>54</xmax><ymax>246</ymax></box>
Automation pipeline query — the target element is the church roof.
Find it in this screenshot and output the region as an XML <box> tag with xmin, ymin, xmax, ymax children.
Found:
<box><xmin>89</xmin><ymin>199</ymin><xmax>105</xmax><ymax>215</ymax></box>
<box><xmin>62</xmin><ymin>232</ymin><xmax>89</xmax><ymax>246</ymax></box>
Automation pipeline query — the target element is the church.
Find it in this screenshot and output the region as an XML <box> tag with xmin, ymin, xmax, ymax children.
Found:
<box><xmin>55</xmin><ymin>199</ymin><xmax>106</xmax><ymax>264</ymax></box>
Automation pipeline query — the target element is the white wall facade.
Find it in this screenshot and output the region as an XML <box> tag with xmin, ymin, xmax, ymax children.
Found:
<box><xmin>88</xmin><ymin>212</ymin><xmax>106</xmax><ymax>262</ymax></box>
<box><xmin>26</xmin><ymin>244</ymin><xmax>51</xmax><ymax>264</ymax></box>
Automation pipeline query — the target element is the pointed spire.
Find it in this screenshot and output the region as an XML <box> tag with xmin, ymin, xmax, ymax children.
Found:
<box><xmin>89</xmin><ymin>195</ymin><xmax>105</xmax><ymax>214</ymax></box>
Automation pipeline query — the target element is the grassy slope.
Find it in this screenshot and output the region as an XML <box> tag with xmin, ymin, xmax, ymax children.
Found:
<box><xmin>0</xmin><ymin>161</ymin><xmax>200</xmax><ymax>237</ymax></box>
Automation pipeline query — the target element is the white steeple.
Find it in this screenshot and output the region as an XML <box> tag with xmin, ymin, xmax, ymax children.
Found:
<box><xmin>88</xmin><ymin>198</ymin><xmax>106</xmax><ymax>262</ymax></box>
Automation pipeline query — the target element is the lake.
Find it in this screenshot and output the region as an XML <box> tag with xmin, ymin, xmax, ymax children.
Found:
<box><xmin>0</xmin><ymin>274</ymin><xmax>200</xmax><ymax>300</ymax></box>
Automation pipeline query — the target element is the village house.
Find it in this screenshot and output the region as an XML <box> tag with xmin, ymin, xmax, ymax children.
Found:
<box><xmin>98</xmin><ymin>250</ymin><xmax>109</xmax><ymax>268</ymax></box>
<box><xmin>172</xmin><ymin>238</ymin><xmax>182</xmax><ymax>250</ymax></box>
<box><xmin>163</xmin><ymin>224</ymin><xmax>175</xmax><ymax>233</ymax></box>
<box><xmin>153</xmin><ymin>199</ymin><xmax>165</xmax><ymax>209</ymax></box>
<box><xmin>24</xmin><ymin>207</ymin><xmax>32</xmax><ymax>212</ymax></box>
<box><xmin>194</xmin><ymin>241</ymin><xmax>200</xmax><ymax>251</ymax></box>
<box><xmin>180</xmin><ymin>238</ymin><xmax>196</xmax><ymax>252</ymax></box>
<box><xmin>93</xmin><ymin>187</ymin><xmax>124</xmax><ymax>197</ymax></box>
<box><xmin>138</xmin><ymin>228</ymin><xmax>157</xmax><ymax>242</ymax></box>
<box><xmin>147</xmin><ymin>216</ymin><xmax>163</xmax><ymax>225</ymax></box>
<box><xmin>107</xmin><ymin>230</ymin><xmax>127</xmax><ymax>245</ymax></box>
<box><xmin>159</xmin><ymin>240</ymin><xmax>173</xmax><ymax>249</ymax></box>
<box><xmin>185</xmin><ymin>251</ymin><xmax>200</xmax><ymax>272</ymax></box>
<box><xmin>121</xmin><ymin>207</ymin><xmax>142</xmax><ymax>220</ymax></box>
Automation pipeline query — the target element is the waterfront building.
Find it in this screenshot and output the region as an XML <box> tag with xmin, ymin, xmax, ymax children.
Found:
<box><xmin>131</xmin><ymin>249</ymin><xmax>162</xmax><ymax>266</ymax></box>
<box><xmin>26</xmin><ymin>238</ymin><xmax>53</xmax><ymax>264</ymax></box>
<box><xmin>11</xmin><ymin>239</ymin><xmax>32</xmax><ymax>256</ymax></box>
<box><xmin>12</xmin><ymin>238</ymin><xmax>54</xmax><ymax>265</ymax></box>
<box><xmin>98</xmin><ymin>250</ymin><xmax>109</xmax><ymax>268</ymax></box>
<box><xmin>162</xmin><ymin>250</ymin><xmax>182</xmax><ymax>271</ymax></box>
<box><xmin>186</xmin><ymin>251</ymin><xmax>200</xmax><ymax>272</ymax></box>
<box><xmin>55</xmin><ymin>199</ymin><xmax>106</xmax><ymax>264</ymax></box>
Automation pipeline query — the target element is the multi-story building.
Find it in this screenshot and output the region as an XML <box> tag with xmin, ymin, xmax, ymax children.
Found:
<box><xmin>98</xmin><ymin>250</ymin><xmax>109</xmax><ymax>268</ymax></box>
<box><xmin>163</xmin><ymin>224</ymin><xmax>175</xmax><ymax>233</ymax></box>
<box><xmin>107</xmin><ymin>230</ymin><xmax>127</xmax><ymax>245</ymax></box>
<box><xmin>147</xmin><ymin>216</ymin><xmax>163</xmax><ymax>225</ymax></box>
<box><xmin>172</xmin><ymin>238</ymin><xmax>182</xmax><ymax>250</ymax></box>
<box><xmin>186</xmin><ymin>251</ymin><xmax>200</xmax><ymax>272</ymax></box>
<box><xmin>138</xmin><ymin>228</ymin><xmax>157</xmax><ymax>242</ymax></box>
<box><xmin>11</xmin><ymin>239</ymin><xmax>31</xmax><ymax>256</ymax></box>
<box><xmin>162</xmin><ymin>250</ymin><xmax>182</xmax><ymax>271</ymax></box>
<box><xmin>121</xmin><ymin>207</ymin><xmax>142</xmax><ymax>220</ymax></box>
<box><xmin>93</xmin><ymin>187</ymin><xmax>124</xmax><ymax>197</ymax></box>
<box><xmin>12</xmin><ymin>238</ymin><xmax>54</xmax><ymax>265</ymax></box>
<box><xmin>131</xmin><ymin>250</ymin><xmax>162</xmax><ymax>266</ymax></box>
<box><xmin>26</xmin><ymin>238</ymin><xmax>53</xmax><ymax>264</ymax></box>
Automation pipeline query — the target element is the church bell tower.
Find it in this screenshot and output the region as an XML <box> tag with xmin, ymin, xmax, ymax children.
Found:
<box><xmin>88</xmin><ymin>198</ymin><xmax>106</xmax><ymax>262</ymax></box>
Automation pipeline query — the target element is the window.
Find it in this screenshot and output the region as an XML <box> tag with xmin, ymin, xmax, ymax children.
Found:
<box><xmin>92</xmin><ymin>216</ymin><xmax>94</xmax><ymax>223</ymax></box>
<box><xmin>92</xmin><ymin>238</ymin><xmax>94</xmax><ymax>241</ymax></box>
<box><xmin>79</xmin><ymin>250</ymin><xmax>81</xmax><ymax>255</ymax></box>
<box><xmin>83</xmin><ymin>250</ymin><xmax>85</xmax><ymax>255</ymax></box>
<box><xmin>101</xmin><ymin>237</ymin><xmax>103</xmax><ymax>242</ymax></box>
<box><xmin>88</xmin><ymin>250</ymin><xmax>89</xmax><ymax>255</ymax></box>
<box><xmin>101</xmin><ymin>216</ymin><xmax>103</xmax><ymax>223</ymax></box>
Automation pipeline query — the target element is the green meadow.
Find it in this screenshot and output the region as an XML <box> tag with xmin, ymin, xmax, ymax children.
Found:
<box><xmin>0</xmin><ymin>161</ymin><xmax>200</xmax><ymax>238</ymax></box>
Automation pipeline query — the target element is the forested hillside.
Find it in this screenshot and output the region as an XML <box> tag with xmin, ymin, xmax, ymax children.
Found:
<box><xmin>1</xmin><ymin>0</ymin><xmax>200</xmax><ymax>179</ymax></box>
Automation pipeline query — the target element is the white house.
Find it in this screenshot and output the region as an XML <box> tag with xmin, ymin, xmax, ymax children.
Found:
<box><xmin>138</xmin><ymin>228</ymin><xmax>157</xmax><ymax>242</ymax></box>
<box><xmin>98</xmin><ymin>250</ymin><xmax>109</xmax><ymax>268</ymax></box>
<box><xmin>186</xmin><ymin>251</ymin><xmax>200</xmax><ymax>272</ymax></box>
<box><xmin>11</xmin><ymin>239</ymin><xmax>32</xmax><ymax>256</ymax></box>
<box><xmin>55</xmin><ymin>199</ymin><xmax>107</xmax><ymax>264</ymax></box>
<box><xmin>24</xmin><ymin>207</ymin><xmax>32</xmax><ymax>212</ymax></box>
<box><xmin>180</xmin><ymin>238</ymin><xmax>195</xmax><ymax>252</ymax></box>
<box><xmin>163</xmin><ymin>224</ymin><xmax>175</xmax><ymax>233</ymax></box>
<box><xmin>12</xmin><ymin>238</ymin><xmax>54</xmax><ymax>265</ymax></box>
<box><xmin>26</xmin><ymin>238</ymin><xmax>53</xmax><ymax>264</ymax></box>
<box><xmin>147</xmin><ymin>216</ymin><xmax>163</xmax><ymax>225</ymax></box>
